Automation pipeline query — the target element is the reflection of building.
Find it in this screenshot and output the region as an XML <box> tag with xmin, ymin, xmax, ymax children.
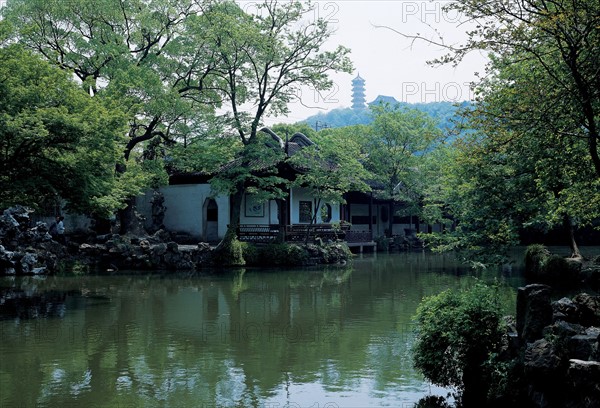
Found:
<box><xmin>351</xmin><ymin>74</ymin><xmax>366</xmax><ymax>110</ymax></box>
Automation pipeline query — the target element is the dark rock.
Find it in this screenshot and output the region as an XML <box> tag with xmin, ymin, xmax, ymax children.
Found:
<box><xmin>139</xmin><ymin>239</ymin><xmax>150</xmax><ymax>251</ymax></box>
<box><xmin>152</xmin><ymin>243</ymin><xmax>167</xmax><ymax>256</ymax></box>
<box><xmin>568</xmin><ymin>334</ymin><xmax>598</xmax><ymax>360</ymax></box>
<box><xmin>553</xmin><ymin>311</ymin><xmax>568</xmax><ymax>322</ymax></box>
<box><xmin>543</xmin><ymin>320</ymin><xmax>585</xmax><ymax>338</ymax></box>
<box><xmin>0</xmin><ymin>244</ymin><xmax>16</xmax><ymax>273</ymax></box>
<box><xmin>504</xmin><ymin>315</ymin><xmax>517</xmax><ymax>333</ymax></box>
<box><xmin>149</xmin><ymin>190</ymin><xmax>166</xmax><ymax>233</ymax></box>
<box><xmin>566</xmin><ymin>359</ymin><xmax>600</xmax><ymax>404</ymax></box>
<box><xmin>517</xmin><ymin>284</ymin><xmax>553</xmax><ymax>342</ymax></box>
<box><xmin>34</xmin><ymin>221</ymin><xmax>49</xmax><ymax>233</ymax></box>
<box><xmin>524</xmin><ymin>339</ymin><xmax>565</xmax><ymax>382</ymax></box>
<box><xmin>20</xmin><ymin>252</ymin><xmax>38</xmax><ymax>274</ymax></box>
<box><xmin>197</xmin><ymin>242</ymin><xmax>211</xmax><ymax>250</ymax></box>
<box><xmin>31</xmin><ymin>267</ymin><xmax>47</xmax><ymax>274</ymax></box>
<box><xmin>586</xmin><ymin>327</ymin><xmax>600</xmax><ymax>340</ymax></box>
<box><xmin>573</xmin><ymin>293</ymin><xmax>600</xmax><ymax>327</ymax></box>
<box><xmin>581</xmin><ymin>267</ymin><xmax>600</xmax><ymax>291</ymax></box>
<box><xmin>150</xmin><ymin>229</ymin><xmax>171</xmax><ymax>243</ymax></box>
<box><xmin>95</xmin><ymin>234</ymin><xmax>111</xmax><ymax>243</ymax></box>
<box><xmin>6</xmin><ymin>206</ymin><xmax>32</xmax><ymax>226</ymax></box>
<box><xmin>552</xmin><ymin>297</ymin><xmax>580</xmax><ymax>323</ymax></box>
<box><xmin>166</xmin><ymin>241</ymin><xmax>179</xmax><ymax>252</ymax></box>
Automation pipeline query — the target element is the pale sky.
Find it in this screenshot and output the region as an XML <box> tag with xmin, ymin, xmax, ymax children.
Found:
<box><xmin>257</xmin><ymin>0</ymin><xmax>489</xmax><ymax>124</ymax></box>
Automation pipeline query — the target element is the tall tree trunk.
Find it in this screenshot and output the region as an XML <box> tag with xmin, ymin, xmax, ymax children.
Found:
<box><xmin>276</xmin><ymin>198</ymin><xmax>287</xmax><ymax>243</ymax></box>
<box><xmin>213</xmin><ymin>186</ymin><xmax>245</xmax><ymax>266</ymax></box>
<box><xmin>564</xmin><ymin>214</ymin><xmax>582</xmax><ymax>258</ymax></box>
<box><xmin>305</xmin><ymin>198</ymin><xmax>321</xmax><ymax>245</ymax></box>
<box><xmin>217</xmin><ymin>187</ymin><xmax>244</xmax><ymax>249</ymax></box>
<box><xmin>388</xmin><ymin>202</ymin><xmax>394</xmax><ymax>238</ymax></box>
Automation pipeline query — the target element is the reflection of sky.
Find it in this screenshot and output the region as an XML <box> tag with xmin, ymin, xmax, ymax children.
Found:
<box><xmin>262</xmin><ymin>377</ymin><xmax>448</xmax><ymax>407</ymax></box>
<box><xmin>0</xmin><ymin>252</ymin><xmax>519</xmax><ymax>407</ymax></box>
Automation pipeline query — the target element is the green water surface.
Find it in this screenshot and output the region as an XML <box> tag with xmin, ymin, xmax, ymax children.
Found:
<box><xmin>0</xmin><ymin>252</ymin><xmax>524</xmax><ymax>407</ymax></box>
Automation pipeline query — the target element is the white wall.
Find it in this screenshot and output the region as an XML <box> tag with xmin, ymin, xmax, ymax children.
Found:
<box><xmin>347</xmin><ymin>203</ymin><xmax>370</xmax><ymax>231</ymax></box>
<box><xmin>240</xmin><ymin>195</ymin><xmax>271</xmax><ymax>225</ymax></box>
<box><xmin>269</xmin><ymin>200</ymin><xmax>278</xmax><ymax>224</ymax></box>
<box><xmin>289</xmin><ymin>187</ymin><xmax>340</xmax><ymax>224</ymax></box>
<box><xmin>137</xmin><ymin>185</ymin><xmax>230</xmax><ymax>240</ymax></box>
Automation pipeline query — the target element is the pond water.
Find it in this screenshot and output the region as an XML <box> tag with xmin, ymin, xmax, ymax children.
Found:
<box><xmin>0</xmin><ymin>251</ymin><xmax>526</xmax><ymax>407</ymax></box>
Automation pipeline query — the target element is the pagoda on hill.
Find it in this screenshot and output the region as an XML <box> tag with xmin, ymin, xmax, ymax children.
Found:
<box><xmin>351</xmin><ymin>74</ymin><xmax>366</xmax><ymax>110</ymax></box>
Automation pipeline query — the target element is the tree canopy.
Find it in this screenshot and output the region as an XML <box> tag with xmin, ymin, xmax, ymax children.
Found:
<box><xmin>1</xmin><ymin>0</ymin><xmax>352</xmax><ymax>235</ymax></box>
<box><xmin>393</xmin><ymin>0</ymin><xmax>600</xmax><ymax>260</ymax></box>
<box><xmin>0</xmin><ymin>41</ymin><xmax>139</xmax><ymax>216</ymax></box>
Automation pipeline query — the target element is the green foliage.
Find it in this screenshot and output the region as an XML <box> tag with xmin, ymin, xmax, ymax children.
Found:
<box><xmin>200</xmin><ymin>0</ymin><xmax>353</xmax><ymax>239</ymax></box>
<box><xmin>264</xmin><ymin>243</ymin><xmax>308</xmax><ymax>266</ymax></box>
<box><xmin>241</xmin><ymin>242</ymin><xmax>351</xmax><ymax>266</ymax></box>
<box><xmin>239</xmin><ymin>242</ymin><xmax>260</xmax><ymax>266</ymax></box>
<box><xmin>3</xmin><ymin>0</ymin><xmax>352</xmax><ymax>225</ymax></box>
<box><xmin>243</xmin><ymin>243</ymin><xmax>308</xmax><ymax>267</ymax></box>
<box><xmin>270</xmin><ymin>123</ymin><xmax>318</xmax><ymax>141</ymax></box>
<box><xmin>433</xmin><ymin>0</ymin><xmax>600</xmax><ymax>176</ymax></box>
<box><xmin>413</xmin><ymin>0</ymin><xmax>600</xmax><ymax>262</ymax></box>
<box><xmin>374</xmin><ymin>235</ymin><xmax>390</xmax><ymax>251</ymax></box>
<box><xmin>524</xmin><ymin>244</ymin><xmax>551</xmax><ymax>277</ymax></box>
<box><xmin>524</xmin><ymin>244</ymin><xmax>581</xmax><ymax>282</ymax></box>
<box><xmin>231</xmin><ymin>269</ymin><xmax>248</xmax><ymax>300</ymax></box>
<box><xmin>4</xmin><ymin>0</ymin><xmax>216</xmax><ymax>157</ymax></box>
<box><xmin>289</xmin><ymin>131</ymin><xmax>371</xmax><ymax>216</ymax></box>
<box><xmin>0</xmin><ymin>44</ymin><xmax>133</xmax><ymax>215</ymax></box>
<box><xmin>213</xmin><ymin>230</ymin><xmax>245</xmax><ymax>266</ymax></box>
<box><xmin>413</xmin><ymin>282</ymin><xmax>505</xmax><ymax>402</ymax></box>
<box><xmin>363</xmin><ymin>103</ymin><xmax>443</xmax><ymax>208</ymax></box>
<box><xmin>414</xmin><ymin>396</ymin><xmax>452</xmax><ymax>408</ymax></box>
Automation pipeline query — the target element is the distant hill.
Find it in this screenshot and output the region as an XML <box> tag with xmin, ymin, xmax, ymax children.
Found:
<box><xmin>301</xmin><ymin>100</ymin><xmax>471</xmax><ymax>134</ymax></box>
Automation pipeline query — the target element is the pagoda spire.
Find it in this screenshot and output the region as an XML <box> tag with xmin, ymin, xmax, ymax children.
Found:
<box><xmin>351</xmin><ymin>73</ymin><xmax>366</xmax><ymax>110</ymax></box>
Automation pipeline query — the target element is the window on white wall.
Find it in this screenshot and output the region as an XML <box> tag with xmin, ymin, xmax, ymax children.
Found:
<box><xmin>320</xmin><ymin>203</ymin><xmax>332</xmax><ymax>223</ymax></box>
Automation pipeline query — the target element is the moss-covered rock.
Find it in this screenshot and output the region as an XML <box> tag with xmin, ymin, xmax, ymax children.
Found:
<box><xmin>524</xmin><ymin>244</ymin><xmax>580</xmax><ymax>284</ymax></box>
<box><xmin>241</xmin><ymin>242</ymin><xmax>351</xmax><ymax>267</ymax></box>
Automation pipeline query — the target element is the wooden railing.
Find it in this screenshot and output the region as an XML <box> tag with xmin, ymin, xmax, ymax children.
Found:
<box><xmin>237</xmin><ymin>224</ymin><xmax>350</xmax><ymax>243</ymax></box>
<box><xmin>285</xmin><ymin>224</ymin><xmax>345</xmax><ymax>242</ymax></box>
<box><xmin>345</xmin><ymin>230</ymin><xmax>373</xmax><ymax>243</ymax></box>
<box><xmin>237</xmin><ymin>224</ymin><xmax>282</xmax><ymax>243</ymax></box>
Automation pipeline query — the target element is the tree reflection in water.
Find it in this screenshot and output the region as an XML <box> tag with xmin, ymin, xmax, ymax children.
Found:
<box><xmin>0</xmin><ymin>252</ymin><xmax>522</xmax><ymax>407</ymax></box>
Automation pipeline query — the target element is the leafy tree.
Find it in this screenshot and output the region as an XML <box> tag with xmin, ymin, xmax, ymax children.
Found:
<box><xmin>288</xmin><ymin>132</ymin><xmax>371</xmax><ymax>242</ymax></box>
<box><xmin>387</xmin><ymin>0</ymin><xmax>599</xmax><ymax>177</ymax></box>
<box><xmin>201</xmin><ymin>0</ymin><xmax>353</xmax><ymax>250</ymax></box>
<box><xmin>4</xmin><ymin>0</ymin><xmax>219</xmax><ymax>229</ymax></box>
<box><xmin>0</xmin><ymin>42</ymin><xmax>132</xmax><ymax>216</ymax></box>
<box><xmin>385</xmin><ymin>0</ymin><xmax>600</xmax><ymax>260</ymax></box>
<box><xmin>270</xmin><ymin>123</ymin><xmax>318</xmax><ymax>141</ymax></box>
<box><xmin>420</xmin><ymin>134</ymin><xmax>527</xmax><ymax>263</ymax></box>
<box><xmin>421</xmin><ymin>50</ymin><xmax>599</xmax><ymax>260</ymax></box>
<box><xmin>362</xmin><ymin>104</ymin><xmax>443</xmax><ymax>235</ymax></box>
<box><xmin>413</xmin><ymin>282</ymin><xmax>505</xmax><ymax>407</ymax></box>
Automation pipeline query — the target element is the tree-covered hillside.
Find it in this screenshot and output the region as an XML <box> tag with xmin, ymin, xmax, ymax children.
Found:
<box><xmin>302</xmin><ymin>101</ymin><xmax>470</xmax><ymax>134</ymax></box>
